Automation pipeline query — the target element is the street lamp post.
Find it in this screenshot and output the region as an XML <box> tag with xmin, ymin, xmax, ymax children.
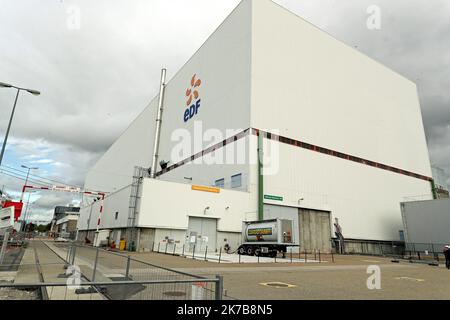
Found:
<box><xmin>0</xmin><ymin>81</ymin><xmax>40</xmax><ymax>167</ymax></box>
<box><xmin>23</xmin><ymin>202</ymin><xmax>32</xmax><ymax>233</ymax></box>
<box><xmin>23</xmin><ymin>191</ymin><xmax>36</xmax><ymax>226</ymax></box>
<box><xmin>19</xmin><ymin>165</ymin><xmax>38</xmax><ymax>231</ymax></box>
<box><xmin>20</xmin><ymin>165</ymin><xmax>38</xmax><ymax>202</ymax></box>
<box><xmin>21</xmin><ymin>190</ymin><xmax>36</xmax><ymax>232</ymax></box>
<box><xmin>85</xmin><ymin>198</ymin><xmax>99</xmax><ymax>242</ymax></box>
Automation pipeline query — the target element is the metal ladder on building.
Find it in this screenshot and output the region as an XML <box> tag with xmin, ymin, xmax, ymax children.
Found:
<box><xmin>126</xmin><ymin>166</ymin><xmax>149</xmax><ymax>251</ymax></box>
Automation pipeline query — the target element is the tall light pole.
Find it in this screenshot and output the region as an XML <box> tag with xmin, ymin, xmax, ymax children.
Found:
<box><xmin>86</xmin><ymin>198</ymin><xmax>99</xmax><ymax>241</ymax></box>
<box><xmin>0</xmin><ymin>81</ymin><xmax>41</xmax><ymax>167</ymax></box>
<box><xmin>20</xmin><ymin>165</ymin><xmax>38</xmax><ymax>202</ymax></box>
<box><xmin>21</xmin><ymin>191</ymin><xmax>36</xmax><ymax>232</ymax></box>
<box><xmin>23</xmin><ymin>199</ymin><xmax>33</xmax><ymax>232</ymax></box>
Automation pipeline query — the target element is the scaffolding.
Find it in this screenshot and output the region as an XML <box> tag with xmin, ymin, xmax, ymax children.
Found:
<box><xmin>126</xmin><ymin>166</ymin><xmax>149</xmax><ymax>251</ymax></box>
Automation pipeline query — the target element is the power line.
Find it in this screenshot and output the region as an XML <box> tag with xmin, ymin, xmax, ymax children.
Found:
<box><xmin>0</xmin><ymin>164</ymin><xmax>81</xmax><ymax>188</ymax></box>
<box><xmin>0</xmin><ymin>168</ymin><xmax>54</xmax><ymax>187</ymax></box>
<box><xmin>0</xmin><ymin>166</ymin><xmax>56</xmax><ymax>185</ymax></box>
<box><xmin>0</xmin><ymin>170</ymin><xmax>51</xmax><ymax>187</ymax></box>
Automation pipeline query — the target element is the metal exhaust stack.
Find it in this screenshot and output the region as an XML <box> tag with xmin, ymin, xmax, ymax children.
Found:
<box><xmin>150</xmin><ymin>69</ymin><xmax>167</xmax><ymax>178</ymax></box>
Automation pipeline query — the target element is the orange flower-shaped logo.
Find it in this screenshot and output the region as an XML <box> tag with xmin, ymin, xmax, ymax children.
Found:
<box><xmin>186</xmin><ymin>74</ymin><xmax>201</xmax><ymax>106</ymax></box>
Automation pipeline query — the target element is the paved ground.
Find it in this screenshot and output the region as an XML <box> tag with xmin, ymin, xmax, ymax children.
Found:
<box><xmin>7</xmin><ymin>240</ymin><xmax>450</xmax><ymax>300</ymax></box>
<box><xmin>10</xmin><ymin>240</ymin><xmax>105</xmax><ymax>300</ymax></box>
<box><xmin>0</xmin><ymin>245</ymin><xmax>25</xmax><ymax>271</ymax></box>
<box><xmin>126</xmin><ymin>252</ymin><xmax>450</xmax><ymax>300</ymax></box>
<box><xmin>60</xmin><ymin>244</ymin><xmax>450</xmax><ymax>300</ymax></box>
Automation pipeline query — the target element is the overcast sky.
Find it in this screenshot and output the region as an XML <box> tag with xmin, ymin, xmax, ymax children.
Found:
<box><xmin>0</xmin><ymin>0</ymin><xmax>449</xmax><ymax>223</ymax></box>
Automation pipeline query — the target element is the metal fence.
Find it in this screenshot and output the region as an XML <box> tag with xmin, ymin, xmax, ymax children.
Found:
<box><xmin>152</xmin><ymin>242</ymin><xmax>336</xmax><ymax>264</ymax></box>
<box><xmin>403</xmin><ymin>242</ymin><xmax>449</xmax><ymax>262</ymax></box>
<box><xmin>338</xmin><ymin>239</ymin><xmax>405</xmax><ymax>256</ymax></box>
<box><xmin>0</xmin><ymin>241</ymin><xmax>222</xmax><ymax>300</ymax></box>
<box><xmin>0</xmin><ymin>279</ymin><xmax>222</xmax><ymax>300</ymax></box>
<box><xmin>153</xmin><ymin>239</ymin><xmax>446</xmax><ymax>263</ymax></box>
<box><xmin>0</xmin><ymin>233</ymin><xmax>27</xmax><ymax>271</ymax></box>
<box><xmin>334</xmin><ymin>239</ymin><xmax>449</xmax><ymax>262</ymax></box>
<box><xmin>60</xmin><ymin>242</ymin><xmax>222</xmax><ymax>300</ymax></box>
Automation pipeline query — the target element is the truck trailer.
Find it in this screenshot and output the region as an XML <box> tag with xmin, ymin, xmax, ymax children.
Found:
<box><xmin>238</xmin><ymin>219</ymin><xmax>297</xmax><ymax>257</ymax></box>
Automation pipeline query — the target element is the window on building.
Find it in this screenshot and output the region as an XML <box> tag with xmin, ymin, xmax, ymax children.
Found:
<box><xmin>399</xmin><ymin>230</ymin><xmax>405</xmax><ymax>241</ymax></box>
<box><xmin>231</xmin><ymin>174</ymin><xmax>242</xmax><ymax>188</ymax></box>
<box><xmin>214</xmin><ymin>178</ymin><xmax>225</xmax><ymax>188</ymax></box>
<box><xmin>115</xmin><ymin>212</ymin><xmax>119</xmax><ymax>220</ymax></box>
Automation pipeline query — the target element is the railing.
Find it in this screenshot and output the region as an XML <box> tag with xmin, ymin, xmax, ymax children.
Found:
<box><xmin>403</xmin><ymin>242</ymin><xmax>448</xmax><ymax>263</ymax></box>
<box><xmin>48</xmin><ymin>242</ymin><xmax>223</xmax><ymax>300</ymax></box>
<box><xmin>152</xmin><ymin>242</ymin><xmax>336</xmax><ymax>264</ymax></box>
<box><xmin>336</xmin><ymin>239</ymin><xmax>405</xmax><ymax>256</ymax></box>
<box><xmin>333</xmin><ymin>239</ymin><xmax>449</xmax><ymax>263</ymax></box>
<box><xmin>0</xmin><ymin>278</ymin><xmax>223</xmax><ymax>300</ymax></box>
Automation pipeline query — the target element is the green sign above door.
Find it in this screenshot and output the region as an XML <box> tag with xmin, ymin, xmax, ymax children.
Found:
<box><xmin>264</xmin><ymin>194</ymin><xmax>283</xmax><ymax>201</ymax></box>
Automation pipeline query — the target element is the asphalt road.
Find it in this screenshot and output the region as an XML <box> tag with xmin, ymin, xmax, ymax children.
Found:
<box><xmin>68</xmin><ymin>246</ymin><xmax>450</xmax><ymax>300</ymax></box>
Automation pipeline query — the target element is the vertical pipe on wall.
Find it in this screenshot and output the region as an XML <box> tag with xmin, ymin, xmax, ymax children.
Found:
<box><xmin>150</xmin><ymin>69</ymin><xmax>167</xmax><ymax>178</ymax></box>
<box><xmin>430</xmin><ymin>180</ymin><xmax>438</xmax><ymax>200</ymax></box>
<box><xmin>257</xmin><ymin>131</ymin><xmax>264</xmax><ymax>221</ymax></box>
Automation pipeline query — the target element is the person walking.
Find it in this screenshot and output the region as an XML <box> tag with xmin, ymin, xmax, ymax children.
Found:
<box><xmin>444</xmin><ymin>245</ymin><xmax>450</xmax><ymax>269</ymax></box>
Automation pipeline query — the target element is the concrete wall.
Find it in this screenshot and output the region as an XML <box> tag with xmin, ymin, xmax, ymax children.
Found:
<box><xmin>401</xmin><ymin>199</ymin><xmax>450</xmax><ymax>245</ymax></box>
<box><xmin>146</xmin><ymin>228</ymin><xmax>241</xmax><ymax>254</ymax></box>
<box><xmin>138</xmin><ymin>228</ymin><xmax>155</xmax><ymax>252</ymax></box>
<box><xmin>66</xmin><ymin>220</ymin><xmax>78</xmax><ymax>233</ymax></box>
<box><xmin>78</xmin><ymin>185</ymin><xmax>131</xmax><ymax>231</ymax></box>
<box><xmin>152</xmin><ymin>228</ymin><xmax>186</xmax><ymax>253</ymax></box>
<box><xmin>263</xmin><ymin>204</ymin><xmax>332</xmax><ymax>252</ymax></box>
<box><xmin>298</xmin><ymin>208</ymin><xmax>332</xmax><ymax>252</ymax></box>
<box><xmin>138</xmin><ymin>178</ymin><xmax>256</xmax><ymax>232</ymax></box>
<box><xmin>217</xmin><ymin>231</ymin><xmax>241</xmax><ymax>253</ymax></box>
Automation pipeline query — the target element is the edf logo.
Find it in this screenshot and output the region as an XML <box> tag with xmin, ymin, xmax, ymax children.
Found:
<box><xmin>184</xmin><ymin>74</ymin><xmax>202</xmax><ymax>122</ymax></box>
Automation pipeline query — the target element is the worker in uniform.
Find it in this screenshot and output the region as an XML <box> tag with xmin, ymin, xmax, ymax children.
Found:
<box><xmin>444</xmin><ymin>245</ymin><xmax>450</xmax><ymax>269</ymax></box>
<box><xmin>334</xmin><ymin>218</ymin><xmax>345</xmax><ymax>254</ymax></box>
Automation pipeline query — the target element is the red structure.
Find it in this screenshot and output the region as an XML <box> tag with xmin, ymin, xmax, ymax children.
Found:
<box><xmin>21</xmin><ymin>185</ymin><xmax>106</xmax><ymax>231</ymax></box>
<box><xmin>3</xmin><ymin>201</ymin><xmax>24</xmax><ymax>221</ymax></box>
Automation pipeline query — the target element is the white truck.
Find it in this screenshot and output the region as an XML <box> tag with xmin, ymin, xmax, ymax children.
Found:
<box><xmin>237</xmin><ymin>219</ymin><xmax>297</xmax><ymax>257</ymax></box>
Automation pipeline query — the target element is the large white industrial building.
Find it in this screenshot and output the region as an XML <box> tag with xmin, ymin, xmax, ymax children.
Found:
<box><xmin>77</xmin><ymin>0</ymin><xmax>434</xmax><ymax>253</ymax></box>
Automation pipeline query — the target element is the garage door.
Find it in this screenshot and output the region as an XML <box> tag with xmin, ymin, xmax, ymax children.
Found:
<box><xmin>298</xmin><ymin>209</ymin><xmax>331</xmax><ymax>252</ymax></box>
<box><xmin>187</xmin><ymin>217</ymin><xmax>217</xmax><ymax>252</ymax></box>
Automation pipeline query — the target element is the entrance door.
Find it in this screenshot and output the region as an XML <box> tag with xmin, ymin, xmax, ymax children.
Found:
<box><xmin>187</xmin><ymin>217</ymin><xmax>217</xmax><ymax>252</ymax></box>
<box><xmin>298</xmin><ymin>209</ymin><xmax>331</xmax><ymax>252</ymax></box>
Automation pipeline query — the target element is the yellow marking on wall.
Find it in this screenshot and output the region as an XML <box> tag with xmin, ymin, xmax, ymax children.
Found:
<box><xmin>191</xmin><ymin>185</ymin><xmax>220</xmax><ymax>193</ymax></box>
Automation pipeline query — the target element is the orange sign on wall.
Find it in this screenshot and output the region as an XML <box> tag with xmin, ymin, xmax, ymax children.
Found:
<box><xmin>191</xmin><ymin>185</ymin><xmax>220</xmax><ymax>194</ymax></box>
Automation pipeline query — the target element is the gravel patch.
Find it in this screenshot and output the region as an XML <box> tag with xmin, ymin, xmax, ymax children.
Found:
<box><xmin>0</xmin><ymin>281</ymin><xmax>39</xmax><ymax>300</ymax></box>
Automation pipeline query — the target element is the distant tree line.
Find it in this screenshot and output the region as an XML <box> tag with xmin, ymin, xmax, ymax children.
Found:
<box><xmin>25</xmin><ymin>222</ymin><xmax>52</xmax><ymax>233</ymax></box>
